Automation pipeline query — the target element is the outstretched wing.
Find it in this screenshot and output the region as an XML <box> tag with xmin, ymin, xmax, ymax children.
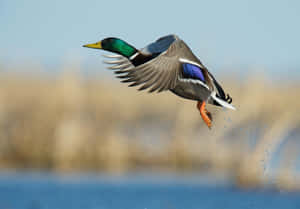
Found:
<box><xmin>103</xmin><ymin>38</ymin><xmax>186</xmax><ymax>93</ymax></box>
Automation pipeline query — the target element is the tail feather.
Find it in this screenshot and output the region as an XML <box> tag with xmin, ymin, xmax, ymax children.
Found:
<box><xmin>211</xmin><ymin>92</ymin><xmax>236</xmax><ymax>110</ymax></box>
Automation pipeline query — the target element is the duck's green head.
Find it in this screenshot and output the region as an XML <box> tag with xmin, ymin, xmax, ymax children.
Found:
<box><xmin>83</xmin><ymin>38</ymin><xmax>137</xmax><ymax>58</ymax></box>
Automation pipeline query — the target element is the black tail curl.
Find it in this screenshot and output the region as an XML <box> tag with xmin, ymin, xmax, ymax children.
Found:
<box><xmin>225</xmin><ymin>94</ymin><xmax>232</xmax><ymax>104</ymax></box>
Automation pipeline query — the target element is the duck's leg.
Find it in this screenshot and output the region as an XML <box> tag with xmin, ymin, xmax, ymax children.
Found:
<box><xmin>197</xmin><ymin>101</ymin><xmax>212</xmax><ymax>129</ymax></box>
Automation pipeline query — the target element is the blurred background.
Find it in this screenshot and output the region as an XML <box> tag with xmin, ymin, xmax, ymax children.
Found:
<box><xmin>1</xmin><ymin>0</ymin><xmax>300</xmax><ymax>209</ymax></box>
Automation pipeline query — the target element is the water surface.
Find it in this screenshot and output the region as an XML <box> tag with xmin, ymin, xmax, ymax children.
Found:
<box><xmin>0</xmin><ymin>172</ymin><xmax>299</xmax><ymax>209</ymax></box>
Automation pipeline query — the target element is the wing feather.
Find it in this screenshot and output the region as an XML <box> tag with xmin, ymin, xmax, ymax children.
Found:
<box><xmin>107</xmin><ymin>63</ymin><xmax>132</xmax><ymax>70</ymax></box>
<box><xmin>127</xmin><ymin>70</ymin><xmax>157</xmax><ymax>87</ymax></box>
<box><xmin>148</xmin><ymin>71</ymin><xmax>167</xmax><ymax>92</ymax></box>
<box><xmin>138</xmin><ymin>75</ymin><xmax>160</xmax><ymax>91</ymax></box>
<box><xmin>158</xmin><ymin>70</ymin><xmax>173</xmax><ymax>92</ymax></box>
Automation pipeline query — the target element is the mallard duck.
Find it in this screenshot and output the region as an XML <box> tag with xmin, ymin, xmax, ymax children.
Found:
<box><xmin>83</xmin><ymin>34</ymin><xmax>235</xmax><ymax>128</ymax></box>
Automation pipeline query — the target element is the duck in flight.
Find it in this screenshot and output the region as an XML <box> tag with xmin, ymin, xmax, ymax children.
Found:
<box><xmin>83</xmin><ymin>35</ymin><xmax>235</xmax><ymax>128</ymax></box>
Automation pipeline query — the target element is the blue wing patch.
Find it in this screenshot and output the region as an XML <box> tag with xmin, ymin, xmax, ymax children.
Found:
<box><xmin>182</xmin><ymin>63</ymin><xmax>206</xmax><ymax>82</ymax></box>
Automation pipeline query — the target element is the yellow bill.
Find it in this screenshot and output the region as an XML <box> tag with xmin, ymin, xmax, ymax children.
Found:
<box><xmin>83</xmin><ymin>41</ymin><xmax>102</xmax><ymax>49</ymax></box>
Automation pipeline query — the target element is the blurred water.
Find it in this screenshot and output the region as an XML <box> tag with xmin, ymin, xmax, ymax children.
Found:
<box><xmin>0</xmin><ymin>172</ymin><xmax>299</xmax><ymax>209</ymax></box>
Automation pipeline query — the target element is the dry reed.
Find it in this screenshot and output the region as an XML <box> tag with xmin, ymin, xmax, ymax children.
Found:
<box><xmin>0</xmin><ymin>70</ymin><xmax>299</xmax><ymax>190</ymax></box>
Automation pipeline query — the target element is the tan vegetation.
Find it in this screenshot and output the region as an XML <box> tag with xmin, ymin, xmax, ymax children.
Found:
<box><xmin>0</xmin><ymin>70</ymin><xmax>299</xmax><ymax>190</ymax></box>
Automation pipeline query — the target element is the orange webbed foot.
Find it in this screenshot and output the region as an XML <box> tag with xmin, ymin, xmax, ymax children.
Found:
<box><xmin>197</xmin><ymin>101</ymin><xmax>213</xmax><ymax>129</ymax></box>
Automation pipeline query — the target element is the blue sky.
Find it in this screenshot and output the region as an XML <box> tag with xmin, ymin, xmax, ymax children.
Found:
<box><xmin>1</xmin><ymin>0</ymin><xmax>300</xmax><ymax>76</ymax></box>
